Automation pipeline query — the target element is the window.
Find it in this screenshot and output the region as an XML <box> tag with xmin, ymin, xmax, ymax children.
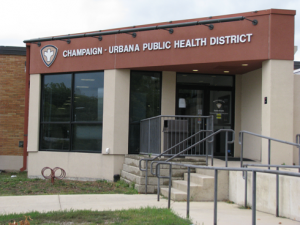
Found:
<box><xmin>40</xmin><ymin>71</ymin><xmax>104</xmax><ymax>152</ymax></box>
<box><xmin>128</xmin><ymin>71</ymin><xmax>162</xmax><ymax>154</ymax></box>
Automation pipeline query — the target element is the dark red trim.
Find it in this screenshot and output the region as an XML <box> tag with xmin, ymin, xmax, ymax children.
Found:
<box><xmin>20</xmin><ymin>44</ymin><xmax>30</xmax><ymax>171</ymax></box>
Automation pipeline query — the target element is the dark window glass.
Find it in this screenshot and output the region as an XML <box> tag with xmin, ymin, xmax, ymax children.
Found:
<box><xmin>72</xmin><ymin>124</ymin><xmax>102</xmax><ymax>151</ymax></box>
<box><xmin>41</xmin><ymin>124</ymin><xmax>70</xmax><ymax>150</ymax></box>
<box><xmin>73</xmin><ymin>72</ymin><xmax>104</xmax><ymax>122</ymax></box>
<box><xmin>40</xmin><ymin>72</ymin><xmax>104</xmax><ymax>153</ymax></box>
<box><xmin>129</xmin><ymin>71</ymin><xmax>161</xmax><ymax>154</ymax></box>
<box><xmin>42</xmin><ymin>74</ymin><xmax>72</xmax><ymax>122</ymax></box>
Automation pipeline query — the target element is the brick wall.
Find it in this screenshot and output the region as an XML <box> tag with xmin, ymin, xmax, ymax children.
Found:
<box><xmin>0</xmin><ymin>54</ymin><xmax>26</xmax><ymax>156</ymax></box>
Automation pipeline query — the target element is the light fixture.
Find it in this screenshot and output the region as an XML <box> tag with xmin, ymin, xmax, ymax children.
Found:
<box><xmin>242</xmin><ymin>64</ymin><xmax>248</xmax><ymax>66</ymax></box>
<box><xmin>162</xmin><ymin>28</ymin><xmax>174</xmax><ymax>34</ymax></box>
<box><xmin>60</xmin><ymin>39</ymin><xmax>71</xmax><ymax>44</ymax></box>
<box><xmin>193</xmin><ymin>69</ymin><xmax>198</xmax><ymax>72</ymax></box>
<box><xmin>125</xmin><ymin>32</ymin><xmax>137</xmax><ymax>38</ymax></box>
<box><xmin>33</xmin><ymin>42</ymin><xmax>41</xmax><ymax>47</ymax></box>
<box><xmin>224</xmin><ymin>71</ymin><xmax>230</xmax><ymax>73</ymax></box>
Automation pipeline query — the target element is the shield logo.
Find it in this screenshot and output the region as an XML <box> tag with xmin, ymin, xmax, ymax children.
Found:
<box><xmin>40</xmin><ymin>45</ymin><xmax>58</xmax><ymax>67</ymax></box>
<box><xmin>216</xmin><ymin>103</ymin><xmax>222</xmax><ymax>109</ymax></box>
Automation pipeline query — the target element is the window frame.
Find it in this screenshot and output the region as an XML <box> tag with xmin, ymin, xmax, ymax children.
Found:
<box><xmin>128</xmin><ymin>70</ymin><xmax>162</xmax><ymax>154</ymax></box>
<box><xmin>39</xmin><ymin>71</ymin><xmax>104</xmax><ymax>153</ymax></box>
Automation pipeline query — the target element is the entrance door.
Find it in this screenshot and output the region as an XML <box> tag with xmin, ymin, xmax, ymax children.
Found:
<box><xmin>176</xmin><ymin>81</ymin><xmax>234</xmax><ymax>156</ymax></box>
<box><xmin>209</xmin><ymin>90</ymin><xmax>234</xmax><ymax>156</ymax></box>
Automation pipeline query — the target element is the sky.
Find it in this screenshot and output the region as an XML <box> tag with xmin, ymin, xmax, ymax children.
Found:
<box><xmin>1</xmin><ymin>0</ymin><xmax>300</xmax><ymax>60</ymax></box>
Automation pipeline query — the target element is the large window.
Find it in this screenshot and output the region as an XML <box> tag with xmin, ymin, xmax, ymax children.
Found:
<box><xmin>129</xmin><ymin>71</ymin><xmax>162</xmax><ymax>154</ymax></box>
<box><xmin>40</xmin><ymin>71</ymin><xmax>104</xmax><ymax>152</ymax></box>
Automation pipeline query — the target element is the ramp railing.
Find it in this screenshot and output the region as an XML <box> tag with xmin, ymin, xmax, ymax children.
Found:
<box><xmin>139</xmin><ymin>129</ymin><xmax>235</xmax><ymax>194</ymax></box>
<box><xmin>140</xmin><ymin>115</ymin><xmax>213</xmax><ymax>156</ymax></box>
<box><xmin>243</xmin><ymin>163</ymin><xmax>300</xmax><ymax>218</ymax></box>
<box><xmin>153</xmin><ymin>161</ymin><xmax>300</xmax><ymax>225</ymax></box>
<box><xmin>239</xmin><ymin>131</ymin><xmax>300</xmax><ymax>171</ymax></box>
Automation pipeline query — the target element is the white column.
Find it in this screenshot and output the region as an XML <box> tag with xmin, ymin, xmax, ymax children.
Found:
<box><xmin>161</xmin><ymin>71</ymin><xmax>176</xmax><ymax>115</ymax></box>
<box><xmin>27</xmin><ymin>74</ymin><xmax>41</xmax><ymax>152</ymax></box>
<box><xmin>261</xmin><ymin>60</ymin><xmax>294</xmax><ymax>165</ymax></box>
<box><xmin>234</xmin><ymin>75</ymin><xmax>242</xmax><ymax>157</ymax></box>
<box><xmin>102</xmin><ymin>69</ymin><xmax>130</xmax><ymax>155</ymax></box>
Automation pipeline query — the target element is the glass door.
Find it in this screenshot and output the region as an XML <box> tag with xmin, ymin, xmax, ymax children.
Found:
<box><xmin>176</xmin><ymin>78</ymin><xmax>234</xmax><ymax>156</ymax></box>
<box><xmin>176</xmin><ymin>87</ymin><xmax>207</xmax><ymax>155</ymax></box>
<box><xmin>209</xmin><ymin>90</ymin><xmax>234</xmax><ymax>156</ymax></box>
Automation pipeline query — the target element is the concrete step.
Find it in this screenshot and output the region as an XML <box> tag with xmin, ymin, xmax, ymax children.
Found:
<box><xmin>161</xmin><ymin>181</ymin><xmax>223</xmax><ymax>201</ymax></box>
<box><xmin>161</xmin><ymin>171</ymin><xmax>228</xmax><ymax>201</ymax></box>
<box><xmin>160</xmin><ymin>187</ymin><xmax>187</xmax><ymax>201</ymax></box>
<box><xmin>121</xmin><ymin>177</ymin><xmax>168</xmax><ymax>193</ymax></box>
<box><xmin>120</xmin><ymin>170</ymin><xmax>184</xmax><ymax>186</ymax></box>
<box><xmin>122</xmin><ymin>164</ymin><xmax>195</xmax><ymax>177</ymax></box>
<box><xmin>184</xmin><ymin>173</ymin><xmax>214</xmax><ymax>186</ymax></box>
<box><xmin>195</xmin><ymin>168</ymin><xmax>229</xmax><ymax>199</ymax></box>
<box><xmin>172</xmin><ymin>180</ymin><xmax>200</xmax><ymax>193</ymax></box>
<box><xmin>124</xmin><ymin>155</ymin><xmax>206</xmax><ymax>169</ymax></box>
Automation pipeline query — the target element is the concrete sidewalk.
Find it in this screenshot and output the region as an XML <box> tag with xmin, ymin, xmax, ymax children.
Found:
<box><xmin>0</xmin><ymin>194</ymin><xmax>299</xmax><ymax>225</ymax></box>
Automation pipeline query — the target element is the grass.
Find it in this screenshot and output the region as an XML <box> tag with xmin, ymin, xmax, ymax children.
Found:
<box><xmin>0</xmin><ymin>207</ymin><xmax>192</xmax><ymax>225</ymax></box>
<box><xmin>0</xmin><ymin>171</ymin><xmax>137</xmax><ymax>196</ymax></box>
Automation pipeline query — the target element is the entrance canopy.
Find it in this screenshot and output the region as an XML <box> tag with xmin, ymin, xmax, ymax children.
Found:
<box><xmin>25</xmin><ymin>9</ymin><xmax>295</xmax><ymax>75</ymax></box>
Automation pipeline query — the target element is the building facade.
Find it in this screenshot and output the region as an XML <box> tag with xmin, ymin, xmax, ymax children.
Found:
<box><xmin>24</xmin><ymin>9</ymin><xmax>298</xmax><ymax>180</ymax></box>
<box><xmin>0</xmin><ymin>46</ymin><xmax>26</xmax><ymax>171</ymax></box>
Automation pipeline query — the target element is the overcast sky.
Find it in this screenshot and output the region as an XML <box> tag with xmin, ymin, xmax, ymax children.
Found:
<box><xmin>1</xmin><ymin>0</ymin><xmax>300</xmax><ymax>60</ymax></box>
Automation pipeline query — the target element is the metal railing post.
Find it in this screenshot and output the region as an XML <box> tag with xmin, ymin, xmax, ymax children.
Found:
<box><xmin>299</xmin><ymin>146</ymin><xmax>300</xmax><ymax>173</ymax></box>
<box><xmin>225</xmin><ymin>131</ymin><xmax>228</xmax><ymax>167</ymax></box>
<box><xmin>157</xmin><ymin>164</ymin><xmax>160</xmax><ymax>201</ymax></box>
<box><xmin>245</xmin><ymin>168</ymin><xmax>248</xmax><ymax>208</ymax></box>
<box><xmin>252</xmin><ymin>171</ymin><xmax>256</xmax><ymax>225</ymax></box>
<box><xmin>297</xmin><ymin>135</ymin><xmax>300</xmax><ymax>173</ymax></box>
<box><xmin>214</xmin><ymin>169</ymin><xmax>218</xmax><ymax>225</ymax></box>
<box><xmin>168</xmin><ymin>164</ymin><xmax>172</xmax><ymax>209</ymax></box>
<box><xmin>268</xmin><ymin>139</ymin><xmax>271</xmax><ymax>170</ymax></box>
<box><xmin>276</xmin><ymin>167</ymin><xmax>279</xmax><ymax>217</ymax></box>
<box><xmin>211</xmin><ymin>140</ymin><xmax>214</xmax><ymax>166</ymax></box>
<box><xmin>145</xmin><ymin>161</ymin><xmax>148</xmax><ymax>194</ymax></box>
<box><xmin>240</xmin><ymin>132</ymin><xmax>244</xmax><ymax>168</ymax></box>
<box><xmin>187</xmin><ymin>167</ymin><xmax>191</xmax><ymax>218</ymax></box>
<box><xmin>148</xmin><ymin>120</ymin><xmax>150</xmax><ymax>154</ymax></box>
<box><xmin>206</xmin><ymin>133</ymin><xmax>208</xmax><ymax>166</ymax></box>
<box><xmin>159</xmin><ymin>117</ymin><xmax>161</xmax><ymax>154</ymax></box>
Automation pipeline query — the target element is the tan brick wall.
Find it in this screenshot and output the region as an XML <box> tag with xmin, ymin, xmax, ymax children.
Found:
<box><xmin>0</xmin><ymin>54</ymin><xmax>26</xmax><ymax>156</ymax></box>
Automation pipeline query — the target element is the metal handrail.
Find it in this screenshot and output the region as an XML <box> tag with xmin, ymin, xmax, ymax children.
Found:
<box><xmin>239</xmin><ymin>131</ymin><xmax>300</xmax><ymax>171</ymax></box>
<box><xmin>140</xmin><ymin>114</ymin><xmax>213</xmax><ymax>156</ymax></box>
<box><xmin>138</xmin><ymin>129</ymin><xmax>213</xmax><ymax>194</ymax></box>
<box><xmin>154</xmin><ymin>161</ymin><xmax>300</xmax><ymax>225</ymax></box>
<box><xmin>243</xmin><ymin>163</ymin><xmax>300</xmax><ymax>217</ymax></box>
<box><xmin>139</xmin><ymin>128</ymin><xmax>234</xmax><ymax>194</ymax></box>
<box><xmin>296</xmin><ymin>134</ymin><xmax>300</xmax><ymax>169</ymax></box>
<box><xmin>164</xmin><ymin>129</ymin><xmax>234</xmax><ymax>164</ymax></box>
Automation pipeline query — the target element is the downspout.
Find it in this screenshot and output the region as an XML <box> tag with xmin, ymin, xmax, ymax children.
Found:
<box><xmin>20</xmin><ymin>44</ymin><xmax>30</xmax><ymax>171</ymax></box>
